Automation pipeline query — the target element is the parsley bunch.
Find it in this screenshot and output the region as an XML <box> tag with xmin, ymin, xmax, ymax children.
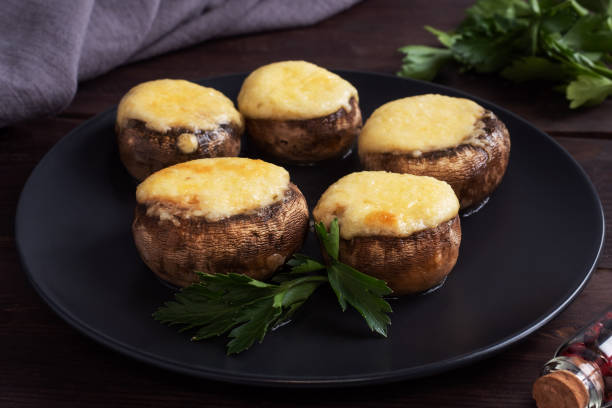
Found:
<box><xmin>153</xmin><ymin>219</ymin><xmax>392</xmax><ymax>355</ymax></box>
<box><xmin>398</xmin><ymin>0</ymin><xmax>612</xmax><ymax>108</ymax></box>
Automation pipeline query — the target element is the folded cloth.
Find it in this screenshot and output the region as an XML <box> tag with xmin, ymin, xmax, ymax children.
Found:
<box><xmin>0</xmin><ymin>0</ymin><xmax>360</xmax><ymax>127</ymax></box>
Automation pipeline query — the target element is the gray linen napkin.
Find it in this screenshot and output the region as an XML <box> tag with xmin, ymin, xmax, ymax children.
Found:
<box><xmin>0</xmin><ymin>0</ymin><xmax>359</xmax><ymax>127</ymax></box>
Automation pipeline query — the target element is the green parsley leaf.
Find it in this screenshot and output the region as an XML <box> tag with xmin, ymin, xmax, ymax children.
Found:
<box><xmin>425</xmin><ymin>26</ymin><xmax>457</xmax><ymax>47</ymax></box>
<box><xmin>327</xmin><ymin>261</ymin><xmax>392</xmax><ymax>337</ymax></box>
<box><xmin>286</xmin><ymin>253</ymin><xmax>326</xmax><ymax>273</ymax></box>
<box><xmin>315</xmin><ymin>218</ymin><xmax>339</xmax><ymax>261</ymax></box>
<box><xmin>460</xmin><ymin>0</ymin><xmax>531</xmax><ymax>36</ymax></box>
<box><xmin>154</xmin><ymin>218</ymin><xmax>393</xmax><ymax>354</ymax></box>
<box><xmin>540</xmin><ymin>6</ymin><xmax>580</xmax><ymax>35</ymax></box>
<box><xmin>226</xmin><ymin>296</ymin><xmax>281</xmax><ymax>354</ymax></box>
<box><xmin>397</xmin><ymin>46</ymin><xmax>453</xmax><ymax>81</ymax></box>
<box><xmin>154</xmin><ymin>272</ymin><xmax>327</xmax><ymax>354</ymax></box>
<box><xmin>577</xmin><ymin>0</ymin><xmax>612</xmax><ymax>15</ymax></box>
<box><xmin>313</xmin><ymin>220</ymin><xmax>393</xmax><ymax>336</ymax></box>
<box><xmin>277</xmin><ymin>276</ymin><xmax>327</xmax><ymax>307</ymax></box>
<box><xmin>542</xmin><ymin>33</ymin><xmax>612</xmax><ymax>77</ymax></box>
<box><xmin>464</xmin><ymin>0</ymin><xmax>532</xmax><ymax>20</ymax></box>
<box><xmin>501</xmin><ymin>56</ymin><xmax>570</xmax><ymax>81</ymax></box>
<box><xmin>566</xmin><ymin>73</ymin><xmax>612</xmax><ymax>107</ymax></box>
<box><xmin>561</xmin><ymin>14</ymin><xmax>612</xmax><ymax>51</ymax></box>
<box><xmin>398</xmin><ymin>0</ymin><xmax>612</xmax><ymax>108</ymax></box>
<box><xmin>272</xmin><ymin>276</ymin><xmax>326</xmax><ymax>328</ymax></box>
<box><xmin>153</xmin><ymin>274</ymin><xmax>274</xmax><ymax>331</ymax></box>
<box><xmin>451</xmin><ymin>33</ymin><xmax>521</xmax><ymax>73</ymax></box>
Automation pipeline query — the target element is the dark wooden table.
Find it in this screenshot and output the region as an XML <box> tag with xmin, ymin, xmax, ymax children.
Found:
<box><xmin>2</xmin><ymin>1</ymin><xmax>610</xmax><ymax>406</ymax></box>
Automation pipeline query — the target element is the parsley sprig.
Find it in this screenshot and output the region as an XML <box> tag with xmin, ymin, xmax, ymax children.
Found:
<box><xmin>153</xmin><ymin>219</ymin><xmax>392</xmax><ymax>355</ymax></box>
<box><xmin>398</xmin><ymin>0</ymin><xmax>612</xmax><ymax>108</ymax></box>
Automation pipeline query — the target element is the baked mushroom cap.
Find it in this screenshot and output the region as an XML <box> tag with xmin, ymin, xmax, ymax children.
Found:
<box><xmin>358</xmin><ymin>94</ymin><xmax>510</xmax><ymax>209</ymax></box>
<box><xmin>116</xmin><ymin>79</ymin><xmax>244</xmax><ymax>181</ymax></box>
<box><xmin>238</xmin><ymin>61</ymin><xmax>362</xmax><ymax>164</ymax></box>
<box><xmin>132</xmin><ymin>158</ymin><xmax>309</xmax><ymax>287</ymax></box>
<box><xmin>313</xmin><ymin>171</ymin><xmax>461</xmax><ymax>295</ymax></box>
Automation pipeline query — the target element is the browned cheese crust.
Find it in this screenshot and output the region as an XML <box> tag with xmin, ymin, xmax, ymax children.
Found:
<box><xmin>117</xmin><ymin>119</ymin><xmax>242</xmax><ymax>181</ymax></box>
<box><xmin>132</xmin><ymin>183</ymin><xmax>309</xmax><ymax>287</ymax></box>
<box><xmin>337</xmin><ymin>216</ymin><xmax>461</xmax><ymax>295</ymax></box>
<box><xmin>359</xmin><ymin>110</ymin><xmax>510</xmax><ymax>209</ymax></box>
<box><xmin>245</xmin><ymin>97</ymin><xmax>362</xmax><ymax>164</ymax></box>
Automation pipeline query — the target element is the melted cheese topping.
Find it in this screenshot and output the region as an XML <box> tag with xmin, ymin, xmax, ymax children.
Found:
<box><xmin>117</xmin><ymin>79</ymin><xmax>243</xmax><ymax>133</ymax></box>
<box><xmin>358</xmin><ymin>94</ymin><xmax>484</xmax><ymax>154</ymax></box>
<box><xmin>237</xmin><ymin>61</ymin><xmax>358</xmax><ymax>120</ymax></box>
<box><xmin>136</xmin><ymin>158</ymin><xmax>289</xmax><ymax>221</ymax></box>
<box><xmin>313</xmin><ymin>171</ymin><xmax>459</xmax><ymax>239</ymax></box>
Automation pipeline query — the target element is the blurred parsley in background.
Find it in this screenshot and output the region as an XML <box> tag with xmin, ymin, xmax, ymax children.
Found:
<box><xmin>398</xmin><ymin>0</ymin><xmax>612</xmax><ymax>108</ymax></box>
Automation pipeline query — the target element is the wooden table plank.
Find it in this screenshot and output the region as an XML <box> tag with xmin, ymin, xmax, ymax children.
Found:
<box><xmin>2</xmin><ymin>0</ymin><xmax>611</xmax><ymax>406</ymax></box>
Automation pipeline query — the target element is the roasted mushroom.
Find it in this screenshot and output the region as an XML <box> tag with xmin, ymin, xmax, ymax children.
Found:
<box><xmin>116</xmin><ymin>79</ymin><xmax>244</xmax><ymax>181</ymax></box>
<box><xmin>313</xmin><ymin>171</ymin><xmax>461</xmax><ymax>295</ymax></box>
<box><xmin>238</xmin><ymin>61</ymin><xmax>362</xmax><ymax>164</ymax></box>
<box><xmin>358</xmin><ymin>94</ymin><xmax>510</xmax><ymax>209</ymax></box>
<box><xmin>132</xmin><ymin>157</ymin><xmax>309</xmax><ymax>287</ymax></box>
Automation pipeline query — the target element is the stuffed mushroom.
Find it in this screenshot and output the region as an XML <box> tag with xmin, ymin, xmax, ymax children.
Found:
<box><xmin>238</xmin><ymin>61</ymin><xmax>362</xmax><ymax>164</ymax></box>
<box><xmin>132</xmin><ymin>157</ymin><xmax>309</xmax><ymax>287</ymax></box>
<box><xmin>116</xmin><ymin>79</ymin><xmax>244</xmax><ymax>180</ymax></box>
<box><xmin>313</xmin><ymin>171</ymin><xmax>461</xmax><ymax>295</ymax></box>
<box><xmin>358</xmin><ymin>94</ymin><xmax>510</xmax><ymax>210</ymax></box>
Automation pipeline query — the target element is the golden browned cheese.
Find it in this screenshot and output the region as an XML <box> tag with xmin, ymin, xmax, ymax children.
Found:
<box><xmin>237</xmin><ymin>60</ymin><xmax>358</xmax><ymax>120</ymax></box>
<box><xmin>358</xmin><ymin>94</ymin><xmax>484</xmax><ymax>154</ymax></box>
<box><xmin>116</xmin><ymin>79</ymin><xmax>243</xmax><ymax>133</ymax></box>
<box><xmin>313</xmin><ymin>171</ymin><xmax>459</xmax><ymax>239</ymax></box>
<box><xmin>136</xmin><ymin>158</ymin><xmax>289</xmax><ymax>221</ymax></box>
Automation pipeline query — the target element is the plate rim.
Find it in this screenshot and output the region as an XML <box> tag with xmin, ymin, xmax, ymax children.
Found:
<box><xmin>15</xmin><ymin>70</ymin><xmax>606</xmax><ymax>387</ymax></box>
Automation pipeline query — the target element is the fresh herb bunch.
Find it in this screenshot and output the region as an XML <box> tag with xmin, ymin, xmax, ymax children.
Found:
<box><xmin>398</xmin><ymin>0</ymin><xmax>612</xmax><ymax>108</ymax></box>
<box><xmin>153</xmin><ymin>219</ymin><xmax>392</xmax><ymax>355</ymax></box>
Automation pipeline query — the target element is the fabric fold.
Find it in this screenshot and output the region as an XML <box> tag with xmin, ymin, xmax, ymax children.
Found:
<box><xmin>0</xmin><ymin>0</ymin><xmax>360</xmax><ymax>127</ymax></box>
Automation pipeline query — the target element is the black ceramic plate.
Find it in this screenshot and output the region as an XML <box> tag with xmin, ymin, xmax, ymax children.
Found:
<box><xmin>16</xmin><ymin>72</ymin><xmax>605</xmax><ymax>387</ymax></box>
